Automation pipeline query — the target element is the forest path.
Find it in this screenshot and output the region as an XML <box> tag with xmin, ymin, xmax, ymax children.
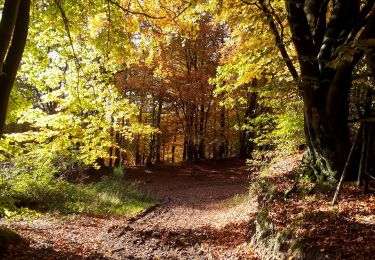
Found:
<box><xmin>2</xmin><ymin>159</ymin><xmax>258</xmax><ymax>259</ymax></box>
<box><xmin>106</xmin><ymin>159</ymin><xmax>257</xmax><ymax>259</ymax></box>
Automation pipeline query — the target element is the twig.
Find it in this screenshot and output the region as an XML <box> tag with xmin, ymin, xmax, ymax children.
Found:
<box><xmin>348</xmin><ymin>117</ymin><xmax>375</xmax><ymax>123</ymax></box>
<box><xmin>331</xmin><ymin>128</ymin><xmax>361</xmax><ymax>205</ymax></box>
<box><xmin>53</xmin><ymin>0</ymin><xmax>79</xmax><ymax>71</ymax></box>
<box><xmin>284</xmin><ymin>181</ymin><xmax>298</xmax><ymax>199</ymax></box>
<box><xmin>357</xmin><ymin>126</ymin><xmax>366</xmax><ymax>186</ymax></box>
<box><xmin>126</xmin><ymin>203</ymin><xmax>160</xmax><ymax>224</ymax></box>
<box><xmin>173</xmin><ymin>3</ymin><xmax>192</xmax><ymax>20</ymax></box>
<box><xmin>106</xmin><ymin>0</ymin><xmax>165</xmax><ymax>19</ymax></box>
<box><xmin>365</xmin><ymin>172</ymin><xmax>375</xmax><ymax>181</ymax></box>
<box><xmin>53</xmin><ymin>0</ymin><xmax>84</xmax><ymax>111</ymax></box>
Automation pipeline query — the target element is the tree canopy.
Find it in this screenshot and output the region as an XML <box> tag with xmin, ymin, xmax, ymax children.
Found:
<box><xmin>0</xmin><ymin>0</ymin><xmax>374</xmax><ymax>184</ymax></box>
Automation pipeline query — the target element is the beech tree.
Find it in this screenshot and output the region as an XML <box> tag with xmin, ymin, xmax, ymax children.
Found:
<box><xmin>284</xmin><ymin>0</ymin><xmax>375</xmax><ymax>179</ymax></box>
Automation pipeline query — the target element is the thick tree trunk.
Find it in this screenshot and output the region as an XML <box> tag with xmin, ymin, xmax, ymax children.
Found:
<box><xmin>146</xmin><ymin>136</ymin><xmax>155</xmax><ymax>166</ymax></box>
<box><xmin>146</xmin><ymin>98</ymin><xmax>157</xmax><ymax>166</ymax></box>
<box><xmin>162</xmin><ymin>143</ymin><xmax>165</xmax><ymax>162</ymax></box>
<box><xmin>302</xmin><ymin>71</ymin><xmax>352</xmax><ymax>179</ymax></box>
<box><xmin>284</xmin><ymin>0</ymin><xmax>375</xmax><ymax>180</ymax></box>
<box><xmin>0</xmin><ymin>0</ymin><xmax>30</xmax><ymax>136</ymax></box>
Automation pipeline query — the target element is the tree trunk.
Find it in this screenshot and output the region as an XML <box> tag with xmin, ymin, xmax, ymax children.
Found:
<box><xmin>109</xmin><ymin>124</ymin><xmax>114</xmax><ymax>167</ymax></box>
<box><xmin>0</xmin><ymin>0</ymin><xmax>30</xmax><ymax>135</ymax></box>
<box><xmin>146</xmin><ymin>98</ymin><xmax>157</xmax><ymax>166</ymax></box>
<box><xmin>171</xmin><ymin>129</ymin><xmax>177</xmax><ymax>163</ymax></box>
<box><xmin>198</xmin><ymin>104</ymin><xmax>206</xmax><ymax>160</ymax></box>
<box><xmin>302</xmin><ymin>63</ymin><xmax>353</xmax><ymax>179</ymax></box>
<box><xmin>155</xmin><ymin>97</ymin><xmax>163</xmax><ymax>163</ymax></box>
<box><xmin>218</xmin><ymin>106</ymin><xmax>226</xmax><ymax>160</ymax></box>
<box><xmin>135</xmin><ymin>93</ymin><xmax>145</xmax><ymax>165</ymax></box>
<box><xmin>184</xmin><ymin>103</ymin><xmax>196</xmax><ymax>161</ymax></box>
<box><xmin>146</xmin><ymin>135</ymin><xmax>155</xmax><ymax>167</ymax></box>
<box><xmin>183</xmin><ymin>136</ymin><xmax>187</xmax><ymax>161</ymax></box>
<box><xmin>239</xmin><ymin>90</ymin><xmax>257</xmax><ymax>158</ymax></box>
<box><xmin>284</xmin><ymin>0</ymin><xmax>375</xmax><ymax>180</ymax></box>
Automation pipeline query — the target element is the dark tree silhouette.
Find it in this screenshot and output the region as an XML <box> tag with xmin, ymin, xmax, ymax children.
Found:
<box><xmin>0</xmin><ymin>0</ymin><xmax>31</xmax><ymax>135</ymax></box>
<box><xmin>284</xmin><ymin>0</ymin><xmax>375</xmax><ymax>179</ymax></box>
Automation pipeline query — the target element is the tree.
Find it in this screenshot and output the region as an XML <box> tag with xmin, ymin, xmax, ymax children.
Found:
<box><xmin>208</xmin><ymin>0</ymin><xmax>304</xmax><ymax>159</ymax></box>
<box><xmin>0</xmin><ymin>0</ymin><xmax>159</xmax><ymax>175</ymax></box>
<box><xmin>284</xmin><ymin>0</ymin><xmax>375</xmax><ymax>179</ymax></box>
<box><xmin>0</xmin><ymin>0</ymin><xmax>31</xmax><ymax>135</ymax></box>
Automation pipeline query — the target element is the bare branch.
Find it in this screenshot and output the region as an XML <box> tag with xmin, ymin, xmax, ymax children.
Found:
<box><xmin>106</xmin><ymin>0</ymin><xmax>166</xmax><ymax>19</ymax></box>
<box><xmin>345</xmin><ymin>0</ymin><xmax>375</xmax><ymax>44</ymax></box>
<box><xmin>241</xmin><ymin>0</ymin><xmax>298</xmax><ymax>80</ymax></box>
<box><xmin>53</xmin><ymin>0</ymin><xmax>83</xmax><ymax>108</ymax></box>
<box><xmin>53</xmin><ymin>0</ymin><xmax>80</xmax><ymax>70</ymax></box>
<box><xmin>173</xmin><ymin>3</ymin><xmax>192</xmax><ymax>20</ymax></box>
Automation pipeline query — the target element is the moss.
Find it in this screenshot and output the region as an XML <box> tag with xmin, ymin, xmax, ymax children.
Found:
<box><xmin>303</xmin><ymin>148</ymin><xmax>338</xmax><ymax>181</ymax></box>
<box><xmin>255</xmin><ymin>205</ymin><xmax>271</xmax><ymax>229</ymax></box>
<box><xmin>221</xmin><ymin>193</ymin><xmax>249</xmax><ymax>208</ymax></box>
<box><xmin>290</xmin><ymin>238</ymin><xmax>304</xmax><ymax>256</ymax></box>
<box><xmin>4</xmin><ymin>177</ymin><xmax>156</xmax><ymax>217</ymax></box>
<box><xmin>277</xmin><ymin>229</ymin><xmax>292</xmax><ymax>243</ymax></box>
<box><xmin>0</xmin><ymin>227</ymin><xmax>22</xmax><ymax>254</ymax></box>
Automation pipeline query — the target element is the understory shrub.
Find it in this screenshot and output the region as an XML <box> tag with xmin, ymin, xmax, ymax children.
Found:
<box><xmin>0</xmin><ymin>156</ymin><xmax>154</xmax><ymax>217</ymax></box>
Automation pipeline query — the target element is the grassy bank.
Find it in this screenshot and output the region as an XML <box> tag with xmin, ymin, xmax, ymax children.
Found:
<box><xmin>1</xmin><ymin>173</ymin><xmax>155</xmax><ymax>218</ymax></box>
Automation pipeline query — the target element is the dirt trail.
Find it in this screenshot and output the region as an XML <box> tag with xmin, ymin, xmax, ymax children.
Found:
<box><xmin>107</xmin><ymin>159</ymin><xmax>257</xmax><ymax>259</ymax></box>
<box><xmin>2</xmin><ymin>159</ymin><xmax>258</xmax><ymax>259</ymax></box>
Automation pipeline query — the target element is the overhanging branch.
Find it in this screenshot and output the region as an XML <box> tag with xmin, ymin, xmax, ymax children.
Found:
<box><xmin>106</xmin><ymin>0</ymin><xmax>166</xmax><ymax>19</ymax></box>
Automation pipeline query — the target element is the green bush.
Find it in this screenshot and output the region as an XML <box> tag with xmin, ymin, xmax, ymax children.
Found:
<box><xmin>272</xmin><ymin>103</ymin><xmax>304</xmax><ymax>153</ymax></box>
<box><xmin>9</xmin><ymin>176</ymin><xmax>154</xmax><ymax>216</ymax></box>
<box><xmin>0</xmin><ymin>151</ymin><xmax>155</xmax><ymax>217</ymax></box>
<box><xmin>0</xmin><ymin>165</ymin><xmax>154</xmax><ymax>217</ymax></box>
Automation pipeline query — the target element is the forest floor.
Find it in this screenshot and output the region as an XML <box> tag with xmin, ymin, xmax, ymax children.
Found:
<box><xmin>1</xmin><ymin>159</ymin><xmax>258</xmax><ymax>259</ymax></box>
<box><xmin>2</xmin><ymin>156</ymin><xmax>375</xmax><ymax>259</ymax></box>
<box><xmin>250</xmin><ymin>153</ymin><xmax>375</xmax><ymax>259</ymax></box>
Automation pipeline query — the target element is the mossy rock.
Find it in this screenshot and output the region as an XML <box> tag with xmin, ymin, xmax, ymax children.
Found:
<box><xmin>0</xmin><ymin>227</ymin><xmax>22</xmax><ymax>254</ymax></box>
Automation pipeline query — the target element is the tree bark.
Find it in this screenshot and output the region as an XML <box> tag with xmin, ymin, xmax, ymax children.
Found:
<box><xmin>0</xmin><ymin>0</ymin><xmax>30</xmax><ymax>136</ymax></box>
